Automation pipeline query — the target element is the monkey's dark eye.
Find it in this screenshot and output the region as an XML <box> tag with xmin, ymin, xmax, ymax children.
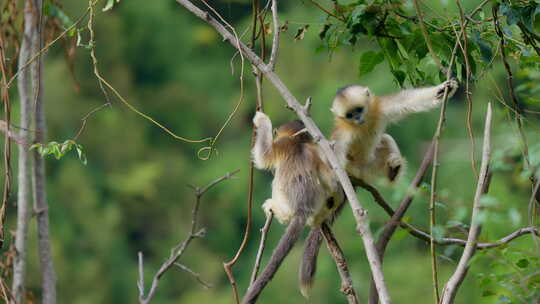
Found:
<box><xmin>345</xmin><ymin>112</ymin><xmax>353</xmax><ymax>119</ymax></box>
<box><xmin>354</xmin><ymin>107</ymin><xmax>364</xmax><ymax>113</ymax></box>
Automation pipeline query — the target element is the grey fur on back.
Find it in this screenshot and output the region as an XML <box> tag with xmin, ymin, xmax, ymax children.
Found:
<box><xmin>275</xmin><ymin>143</ymin><xmax>321</xmax><ymax>219</ymax></box>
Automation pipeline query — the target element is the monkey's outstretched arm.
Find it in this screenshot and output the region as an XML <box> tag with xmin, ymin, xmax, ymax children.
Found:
<box><xmin>242</xmin><ymin>216</ymin><xmax>306</xmax><ymax>304</ymax></box>
<box><xmin>252</xmin><ymin>112</ymin><xmax>274</xmax><ymax>170</ymax></box>
<box><xmin>380</xmin><ymin>79</ymin><xmax>458</xmax><ymax>122</ymax></box>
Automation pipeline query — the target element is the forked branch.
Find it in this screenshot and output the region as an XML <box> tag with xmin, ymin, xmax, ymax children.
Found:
<box><xmin>137</xmin><ymin>170</ymin><xmax>239</xmax><ymax>304</ymax></box>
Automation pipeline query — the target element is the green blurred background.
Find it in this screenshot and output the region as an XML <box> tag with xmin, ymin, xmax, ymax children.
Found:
<box><xmin>6</xmin><ymin>0</ymin><xmax>540</xmax><ymax>303</ymax></box>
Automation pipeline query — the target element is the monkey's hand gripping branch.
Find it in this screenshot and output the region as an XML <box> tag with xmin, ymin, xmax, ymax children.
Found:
<box><xmin>174</xmin><ymin>1</ymin><xmax>391</xmax><ymax>303</ymax></box>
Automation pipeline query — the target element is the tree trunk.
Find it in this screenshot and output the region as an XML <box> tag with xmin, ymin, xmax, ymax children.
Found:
<box><xmin>12</xmin><ymin>0</ymin><xmax>35</xmax><ymax>302</ymax></box>
<box><xmin>30</xmin><ymin>0</ymin><xmax>57</xmax><ymax>302</ymax></box>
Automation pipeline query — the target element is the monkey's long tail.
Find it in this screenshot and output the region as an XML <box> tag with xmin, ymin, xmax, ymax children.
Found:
<box><xmin>242</xmin><ymin>216</ymin><xmax>306</xmax><ymax>304</ymax></box>
<box><xmin>299</xmin><ymin>227</ymin><xmax>323</xmax><ymax>298</ymax></box>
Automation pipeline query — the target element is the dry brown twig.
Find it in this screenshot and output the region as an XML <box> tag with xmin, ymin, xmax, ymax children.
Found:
<box><xmin>249</xmin><ymin>212</ymin><xmax>273</xmax><ymax>284</ymax></box>
<box><xmin>137</xmin><ymin>169</ymin><xmax>239</xmax><ymax>304</ymax></box>
<box><xmin>222</xmin><ymin>0</ymin><xmax>271</xmax><ymax>301</ymax></box>
<box><xmin>455</xmin><ymin>0</ymin><xmax>477</xmax><ymax>177</ymax></box>
<box><xmin>321</xmin><ymin>223</ymin><xmax>360</xmax><ymax>304</ymax></box>
<box><xmin>0</xmin><ymin>8</ymin><xmax>13</xmax><ymax>253</ymax></box>
<box><xmin>174</xmin><ymin>1</ymin><xmax>391</xmax><ymax>302</ymax></box>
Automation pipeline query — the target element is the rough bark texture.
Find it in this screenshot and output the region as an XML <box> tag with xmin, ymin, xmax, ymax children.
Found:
<box><xmin>12</xmin><ymin>1</ymin><xmax>34</xmax><ymax>302</ymax></box>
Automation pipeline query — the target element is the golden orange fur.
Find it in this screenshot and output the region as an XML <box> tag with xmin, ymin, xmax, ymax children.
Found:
<box><xmin>331</xmin><ymin>80</ymin><xmax>458</xmax><ymax>183</ymax></box>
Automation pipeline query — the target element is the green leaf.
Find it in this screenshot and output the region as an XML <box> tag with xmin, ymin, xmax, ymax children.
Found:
<box><xmin>391</xmin><ymin>70</ymin><xmax>406</xmax><ymax>87</ymax></box>
<box><xmin>500</xmin><ymin>4</ymin><xmax>520</xmax><ymax>26</ymax></box>
<box><xmin>472</xmin><ymin>29</ymin><xmax>493</xmax><ymax>63</ymax></box>
<box><xmin>516</xmin><ymin>258</ymin><xmax>529</xmax><ymax>268</ymax></box>
<box><xmin>52</xmin><ymin>145</ymin><xmax>62</xmax><ymax>159</ymax></box>
<box><xmin>44</xmin><ymin>3</ymin><xmax>74</xmax><ymax>29</ymax></box>
<box><xmin>482</xmin><ymin>290</ymin><xmax>496</xmax><ymax>297</ymax></box>
<box><xmin>520</xmin><ymin>5</ymin><xmax>540</xmax><ymax>35</ymax></box>
<box><xmin>358</xmin><ymin>51</ymin><xmax>384</xmax><ymax>77</ymax></box>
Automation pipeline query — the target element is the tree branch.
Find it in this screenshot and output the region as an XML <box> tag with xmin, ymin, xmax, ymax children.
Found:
<box><xmin>321</xmin><ymin>223</ymin><xmax>360</xmax><ymax>304</ymax></box>
<box><xmin>367</xmin><ymin>142</ymin><xmax>435</xmax><ymax>304</ymax></box>
<box><xmin>174</xmin><ymin>1</ymin><xmax>391</xmax><ymax>302</ymax></box>
<box><xmin>440</xmin><ymin>103</ymin><xmax>492</xmax><ymax>304</ymax></box>
<box><xmin>412</xmin><ymin>0</ymin><xmax>443</xmax><ymax>72</ymax></box>
<box><xmin>357</xmin><ymin>179</ymin><xmax>539</xmax><ymax>249</ymax></box>
<box><xmin>268</xmin><ymin>0</ymin><xmax>279</xmax><ymax>71</ymax></box>
<box><xmin>249</xmin><ymin>212</ymin><xmax>273</xmax><ymax>284</ymax></box>
<box><xmin>138</xmin><ymin>170</ymin><xmax>239</xmax><ymax>304</ymax></box>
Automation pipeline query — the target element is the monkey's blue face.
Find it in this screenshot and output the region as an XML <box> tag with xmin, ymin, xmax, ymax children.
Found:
<box><xmin>345</xmin><ymin>106</ymin><xmax>365</xmax><ymax>125</ymax></box>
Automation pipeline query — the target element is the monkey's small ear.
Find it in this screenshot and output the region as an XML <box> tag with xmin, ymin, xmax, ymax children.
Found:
<box><xmin>273</xmin><ymin>129</ymin><xmax>277</xmax><ymax>137</ymax></box>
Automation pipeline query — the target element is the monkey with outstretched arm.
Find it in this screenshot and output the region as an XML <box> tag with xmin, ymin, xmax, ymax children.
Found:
<box><xmin>300</xmin><ymin>80</ymin><xmax>459</xmax><ymax>295</ymax></box>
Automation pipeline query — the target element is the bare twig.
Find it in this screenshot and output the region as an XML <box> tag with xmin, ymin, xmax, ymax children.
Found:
<box><xmin>492</xmin><ymin>4</ymin><xmax>530</xmax><ymax>169</ymax></box>
<box><xmin>412</xmin><ymin>0</ymin><xmax>443</xmax><ymax>72</ymax></box>
<box><xmin>222</xmin><ymin>0</ymin><xmax>268</xmax><ymax>300</ymax></box>
<box><xmin>138</xmin><ymin>170</ymin><xmax>239</xmax><ymax>304</ymax></box>
<box><xmin>0</xmin><ymin>120</ymin><xmax>22</xmax><ymax>145</ymax></box>
<box><xmin>174</xmin><ymin>263</ymin><xmax>212</xmax><ymax>289</ymax></box>
<box><xmin>321</xmin><ymin>223</ymin><xmax>360</xmax><ymax>304</ymax></box>
<box><xmin>309</xmin><ymin>0</ymin><xmax>345</xmax><ymax>21</ymax></box>
<box><xmin>0</xmin><ymin>8</ymin><xmax>13</xmax><ymax>253</ymax></box>
<box><xmin>440</xmin><ymin>103</ymin><xmax>492</xmax><ymax>304</ymax></box>
<box><xmin>85</xmin><ymin>0</ymin><xmax>213</xmax><ymax>147</ymax></box>
<box><xmin>268</xmin><ymin>0</ymin><xmax>279</xmax><ymax>71</ymax></box>
<box><xmin>250</xmin><ymin>212</ymin><xmax>273</xmax><ymax>284</ymax></box>
<box><xmin>174</xmin><ymin>1</ymin><xmax>392</xmax><ymax>302</ymax></box>
<box><xmin>6</xmin><ymin>5</ymin><xmax>91</xmax><ymax>89</ymax></box>
<box><xmin>455</xmin><ymin>0</ymin><xmax>477</xmax><ymax>177</ymax></box>
<box><xmin>73</xmin><ymin>102</ymin><xmax>111</xmax><ymax>140</ymax></box>
<box><xmin>358</xmin><ymin>179</ymin><xmax>539</xmax><ymax>249</ymax></box>
<box><xmin>528</xmin><ymin>180</ymin><xmax>540</xmax><ymax>255</ymax></box>
<box><xmin>429</xmin><ymin>82</ymin><xmax>451</xmax><ymax>304</ymax></box>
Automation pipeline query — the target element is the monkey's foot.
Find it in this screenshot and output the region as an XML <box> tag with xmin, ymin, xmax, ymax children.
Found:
<box><xmin>386</xmin><ymin>156</ymin><xmax>405</xmax><ymax>182</ymax></box>
<box><xmin>262</xmin><ymin>199</ymin><xmax>292</xmax><ymax>225</ymax></box>
<box><xmin>436</xmin><ymin>79</ymin><xmax>458</xmax><ymax>99</ymax></box>
<box><xmin>253</xmin><ymin>111</ymin><xmax>271</xmax><ymax>128</ymax></box>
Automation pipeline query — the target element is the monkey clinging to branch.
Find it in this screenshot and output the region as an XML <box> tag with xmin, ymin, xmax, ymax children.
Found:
<box><xmin>243</xmin><ymin>112</ymin><xmax>345</xmax><ymax>304</ymax></box>
<box><xmin>299</xmin><ymin>80</ymin><xmax>459</xmax><ymax>294</ymax></box>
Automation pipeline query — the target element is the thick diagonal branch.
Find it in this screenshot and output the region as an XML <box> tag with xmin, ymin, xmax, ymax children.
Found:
<box><xmin>174</xmin><ymin>1</ymin><xmax>391</xmax><ymax>302</ymax></box>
